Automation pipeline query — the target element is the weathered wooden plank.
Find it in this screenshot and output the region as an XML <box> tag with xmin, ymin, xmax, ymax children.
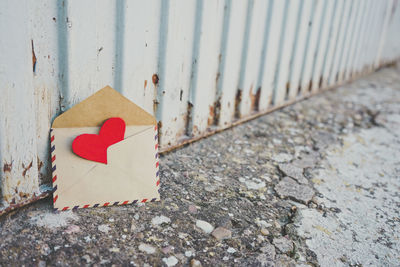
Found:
<box><xmin>155</xmin><ymin>0</ymin><xmax>197</xmax><ymax>147</ymax></box>
<box><xmin>0</xmin><ymin>0</ymin><xmax>40</xmax><ymax>205</ymax></box>
<box><xmin>287</xmin><ymin>0</ymin><xmax>314</xmax><ymax>100</ymax></box>
<box><xmin>238</xmin><ymin>0</ymin><xmax>271</xmax><ymax>117</ymax></box>
<box><xmin>218</xmin><ymin>0</ymin><xmax>248</xmax><ymax>127</ymax></box>
<box><xmin>320</xmin><ymin>0</ymin><xmax>345</xmax><ymax>89</ymax></box>
<box><xmin>274</xmin><ymin>0</ymin><xmax>301</xmax><ymax>104</ymax></box>
<box><xmin>328</xmin><ymin>0</ymin><xmax>353</xmax><ymax>85</ymax></box>
<box><xmin>188</xmin><ymin>0</ymin><xmax>225</xmax><ymax>136</ymax></box>
<box><xmin>259</xmin><ymin>0</ymin><xmax>287</xmax><ymax>110</ymax></box>
<box><xmin>310</xmin><ymin>0</ymin><xmax>336</xmax><ymax>92</ymax></box>
<box><xmin>116</xmin><ymin>0</ymin><xmax>161</xmax><ymax>115</ymax></box>
<box><xmin>300</xmin><ymin>0</ymin><xmax>326</xmax><ymax>94</ymax></box>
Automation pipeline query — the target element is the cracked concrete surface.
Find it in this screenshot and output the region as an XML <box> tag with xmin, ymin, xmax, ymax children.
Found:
<box><xmin>1</xmin><ymin>65</ymin><xmax>400</xmax><ymax>266</ymax></box>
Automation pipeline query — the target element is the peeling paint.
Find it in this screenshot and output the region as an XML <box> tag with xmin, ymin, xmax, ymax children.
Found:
<box><xmin>213</xmin><ymin>97</ymin><xmax>221</xmax><ymax>126</ymax></box>
<box><xmin>207</xmin><ymin>105</ymin><xmax>214</xmax><ymax>126</ymax></box>
<box><xmin>249</xmin><ymin>87</ymin><xmax>261</xmax><ymax>111</ymax></box>
<box><xmin>22</xmin><ymin>161</ymin><xmax>33</xmax><ymax>177</ymax></box>
<box><xmin>31</xmin><ymin>40</ymin><xmax>37</xmax><ymax>73</ymax></box>
<box><xmin>234</xmin><ymin>89</ymin><xmax>242</xmax><ymax>118</ymax></box>
<box><xmin>152</xmin><ymin>74</ymin><xmax>159</xmax><ymax>86</ymax></box>
<box><xmin>3</xmin><ymin>162</ymin><xmax>12</xmax><ymax>173</ymax></box>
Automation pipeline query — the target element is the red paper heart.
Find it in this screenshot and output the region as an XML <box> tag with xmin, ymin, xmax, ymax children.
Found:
<box><xmin>72</xmin><ymin>117</ymin><xmax>126</xmax><ymax>164</ymax></box>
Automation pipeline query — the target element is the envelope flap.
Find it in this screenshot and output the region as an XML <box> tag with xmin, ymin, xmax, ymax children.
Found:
<box><xmin>52</xmin><ymin>86</ymin><xmax>156</xmax><ymax>128</ymax></box>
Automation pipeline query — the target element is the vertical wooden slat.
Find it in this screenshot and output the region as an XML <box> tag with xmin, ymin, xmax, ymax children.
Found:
<box><xmin>117</xmin><ymin>0</ymin><xmax>161</xmax><ymax>115</ymax></box>
<box><xmin>288</xmin><ymin>0</ymin><xmax>314</xmax><ymax>100</ymax></box>
<box><xmin>31</xmin><ymin>0</ymin><xmax>62</xmax><ymax>184</ymax></box>
<box><xmin>238</xmin><ymin>0</ymin><xmax>270</xmax><ymax>117</ymax></box>
<box><xmin>218</xmin><ymin>0</ymin><xmax>248</xmax><ymax>127</ymax></box>
<box><xmin>310</xmin><ymin>0</ymin><xmax>336</xmax><ymax>93</ymax></box>
<box><xmin>61</xmin><ymin>0</ymin><xmax>117</xmax><ymax>110</ymax></box>
<box><xmin>258</xmin><ymin>0</ymin><xmax>287</xmax><ymax>110</ymax></box>
<box><xmin>352</xmin><ymin>0</ymin><xmax>376</xmax><ymax>76</ymax></box>
<box><xmin>328</xmin><ymin>0</ymin><xmax>353</xmax><ymax>85</ymax></box>
<box><xmin>299</xmin><ymin>0</ymin><xmax>326</xmax><ymax>94</ymax></box>
<box><xmin>374</xmin><ymin>0</ymin><xmax>394</xmax><ymax>68</ymax></box>
<box><xmin>337</xmin><ymin>0</ymin><xmax>361</xmax><ymax>83</ymax></box>
<box><xmin>347</xmin><ymin>0</ymin><xmax>368</xmax><ymax>79</ymax></box>
<box><xmin>274</xmin><ymin>0</ymin><xmax>301</xmax><ymax>104</ymax></box>
<box><xmin>156</xmin><ymin>0</ymin><xmax>197</xmax><ymax>147</ymax></box>
<box><xmin>0</xmin><ymin>0</ymin><xmax>40</xmax><ymax>205</ymax></box>
<box><xmin>188</xmin><ymin>0</ymin><xmax>225</xmax><ymax>136</ymax></box>
<box><xmin>320</xmin><ymin>0</ymin><xmax>345</xmax><ymax>89</ymax></box>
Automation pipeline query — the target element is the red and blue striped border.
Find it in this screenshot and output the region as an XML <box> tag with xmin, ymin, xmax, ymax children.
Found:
<box><xmin>52</xmin><ymin>124</ymin><xmax>160</xmax><ymax>212</ymax></box>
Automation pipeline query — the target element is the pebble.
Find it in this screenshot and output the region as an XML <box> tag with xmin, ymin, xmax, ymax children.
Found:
<box><xmin>109</xmin><ymin>247</ymin><xmax>120</xmax><ymax>253</ymax></box>
<box><xmin>211</xmin><ymin>227</ymin><xmax>232</xmax><ymax>240</ymax></box>
<box><xmin>162</xmin><ymin>246</ymin><xmax>174</xmax><ymax>254</ymax></box>
<box><xmin>239</xmin><ymin>177</ymin><xmax>266</xmax><ymax>190</ymax></box>
<box><xmin>278</xmin><ymin>164</ymin><xmax>308</xmax><ymax>184</ymax></box>
<box><xmin>195</xmin><ymin>220</ymin><xmax>214</xmax><ymax>234</ymax></box>
<box><xmin>185</xmin><ymin>250</ymin><xmax>193</xmax><ymax>257</ymax></box>
<box><xmin>130</xmin><ymin>220</ymin><xmax>137</xmax><ymax>232</ymax></box>
<box><xmin>260</xmin><ymin>243</ymin><xmax>276</xmax><ymax>259</ymax></box>
<box><xmin>138</xmin><ymin>243</ymin><xmax>156</xmax><ymax>254</ymax></box>
<box><xmin>273</xmin><ymin>153</ymin><xmax>293</xmax><ymax>163</ymax></box>
<box><xmin>275</xmin><ymin>177</ymin><xmax>314</xmax><ymax>204</ymax></box>
<box><xmin>188</xmin><ymin>205</ymin><xmax>198</xmax><ymax>214</ymax></box>
<box><xmin>64</xmin><ymin>224</ymin><xmax>80</xmax><ymax>234</ymax></box>
<box><xmin>260</xmin><ymin>228</ymin><xmax>269</xmax><ymax>236</ymax></box>
<box><xmin>98</xmin><ymin>224</ymin><xmax>111</xmax><ymax>233</ymax></box>
<box><xmin>162</xmin><ymin>256</ymin><xmax>178</xmax><ymax>266</ymax></box>
<box><xmin>273</xmin><ymin>237</ymin><xmax>294</xmax><ymax>254</ymax></box>
<box><xmin>82</xmin><ymin>255</ymin><xmax>91</xmax><ymax>263</ymax></box>
<box><xmin>190</xmin><ymin>259</ymin><xmax>202</xmax><ymax>267</ymax></box>
<box><xmin>255</xmin><ymin>218</ymin><xmax>272</xmax><ymax>228</ymax></box>
<box><xmin>151</xmin><ymin>215</ymin><xmax>171</xmax><ymax>225</ymax></box>
<box><xmin>227</xmin><ymin>247</ymin><xmax>236</xmax><ymax>254</ymax></box>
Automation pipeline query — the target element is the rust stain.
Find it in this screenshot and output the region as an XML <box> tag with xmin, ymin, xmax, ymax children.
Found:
<box><xmin>152</xmin><ymin>74</ymin><xmax>159</xmax><ymax>86</ymax></box>
<box><xmin>215</xmin><ymin>72</ymin><xmax>221</xmax><ymax>86</ymax></box>
<box><xmin>318</xmin><ymin>75</ymin><xmax>323</xmax><ymax>88</ymax></box>
<box><xmin>213</xmin><ymin>97</ymin><xmax>221</xmax><ymax>126</ymax></box>
<box><xmin>37</xmin><ymin>158</ymin><xmax>43</xmax><ymax>172</ymax></box>
<box><xmin>249</xmin><ymin>86</ymin><xmax>261</xmax><ymax>111</ymax></box>
<box><xmin>185</xmin><ymin>101</ymin><xmax>193</xmax><ymax>136</ymax></box>
<box><xmin>22</xmin><ymin>161</ymin><xmax>33</xmax><ymax>177</ymax></box>
<box><xmin>0</xmin><ymin>190</ymin><xmax>50</xmax><ymax>217</ymax></box>
<box><xmin>286</xmin><ymin>81</ymin><xmax>290</xmax><ymax>97</ymax></box>
<box><xmin>3</xmin><ymin>162</ymin><xmax>12</xmax><ymax>172</ymax></box>
<box><xmin>157</xmin><ymin>121</ymin><xmax>162</xmax><ymax>144</ymax></box>
<box><xmin>31</xmin><ymin>40</ymin><xmax>37</xmax><ymax>73</ymax></box>
<box><xmin>208</xmin><ymin>105</ymin><xmax>215</xmax><ymax>126</ymax></box>
<box><xmin>308</xmin><ymin>80</ymin><xmax>313</xmax><ymax>92</ymax></box>
<box><xmin>297</xmin><ymin>84</ymin><xmax>301</xmax><ymax>96</ymax></box>
<box><xmin>234</xmin><ymin>89</ymin><xmax>242</xmax><ymax>118</ymax></box>
<box><xmin>144</xmin><ymin>80</ymin><xmax>148</xmax><ymax>89</ymax></box>
<box><xmin>153</xmin><ymin>99</ymin><xmax>159</xmax><ymax>114</ymax></box>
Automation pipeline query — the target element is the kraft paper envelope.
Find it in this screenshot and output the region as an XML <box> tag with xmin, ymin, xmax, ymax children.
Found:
<box><xmin>50</xmin><ymin>86</ymin><xmax>160</xmax><ymax>211</ymax></box>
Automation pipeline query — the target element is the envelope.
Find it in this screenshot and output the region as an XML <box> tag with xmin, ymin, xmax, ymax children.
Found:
<box><xmin>50</xmin><ymin>86</ymin><xmax>160</xmax><ymax>211</ymax></box>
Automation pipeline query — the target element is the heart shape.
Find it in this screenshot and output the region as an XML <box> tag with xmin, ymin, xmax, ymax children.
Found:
<box><xmin>72</xmin><ymin>117</ymin><xmax>126</xmax><ymax>164</ymax></box>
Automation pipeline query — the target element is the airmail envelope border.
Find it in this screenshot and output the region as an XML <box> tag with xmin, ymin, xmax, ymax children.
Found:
<box><xmin>51</xmin><ymin>125</ymin><xmax>160</xmax><ymax>211</ymax></box>
<box><xmin>50</xmin><ymin>86</ymin><xmax>160</xmax><ymax>211</ymax></box>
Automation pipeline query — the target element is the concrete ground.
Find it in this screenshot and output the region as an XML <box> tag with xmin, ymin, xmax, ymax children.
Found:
<box><xmin>1</xmin><ymin>65</ymin><xmax>400</xmax><ymax>267</ymax></box>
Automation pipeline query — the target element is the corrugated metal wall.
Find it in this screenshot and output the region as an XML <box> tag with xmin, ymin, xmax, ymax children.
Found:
<box><xmin>1</xmin><ymin>0</ymin><xmax>400</xmax><ymax>214</ymax></box>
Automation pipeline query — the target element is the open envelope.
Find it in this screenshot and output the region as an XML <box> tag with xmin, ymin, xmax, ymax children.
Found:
<box><xmin>50</xmin><ymin>86</ymin><xmax>160</xmax><ymax>211</ymax></box>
